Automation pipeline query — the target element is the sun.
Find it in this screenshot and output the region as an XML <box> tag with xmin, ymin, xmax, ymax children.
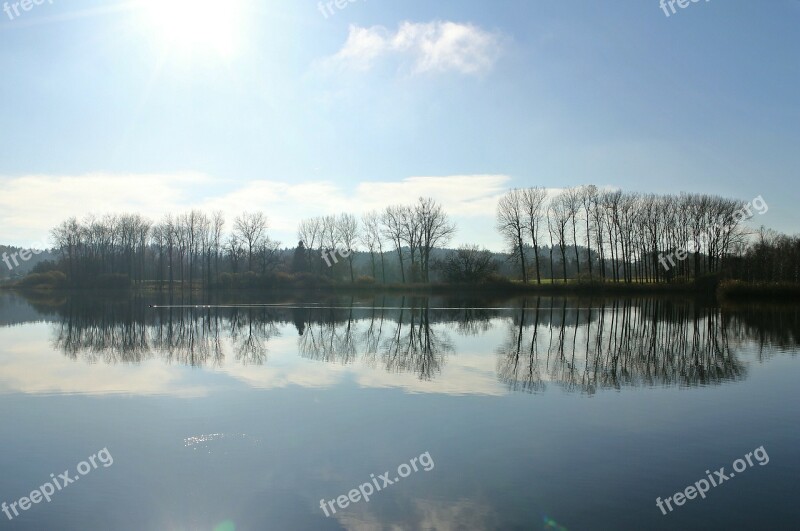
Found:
<box><xmin>136</xmin><ymin>0</ymin><xmax>247</xmax><ymax>59</ymax></box>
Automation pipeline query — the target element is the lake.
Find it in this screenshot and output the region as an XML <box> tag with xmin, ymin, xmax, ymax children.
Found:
<box><xmin>0</xmin><ymin>292</ymin><xmax>798</xmax><ymax>530</ymax></box>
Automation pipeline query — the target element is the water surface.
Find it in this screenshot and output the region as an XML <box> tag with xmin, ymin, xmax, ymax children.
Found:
<box><xmin>0</xmin><ymin>293</ymin><xmax>798</xmax><ymax>530</ymax></box>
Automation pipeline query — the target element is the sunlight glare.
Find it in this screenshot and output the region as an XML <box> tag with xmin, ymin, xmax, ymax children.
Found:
<box><xmin>138</xmin><ymin>0</ymin><xmax>246</xmax><ymax>59</ymax></box>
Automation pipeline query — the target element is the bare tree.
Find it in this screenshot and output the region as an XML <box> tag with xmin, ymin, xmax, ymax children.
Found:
<box><xmin>151</xmin><ymin>222</ymin><xmax>166</xmax><ymax>288</ymax></box>
<box><xmin>521</xmin><ymin>187</ymin><xmax>547</xmax><ymax>284</ymax></box>
<box><xmin>211</xmin><ymin>211</ymin><xmax>225</xmax><ymax>286</ymax></box>
<box><xmin>337</xmin><ymin>213</ymin><xmax>359</xmax><ymax>282</ymax></box>
<box><xmin>497</xmin><ymin>189</ymin><xmax>528</xmax><ymax>283</ymax></box>
<box><xmin>361</xmin><ymin>211</ymin><xmax>385</xmax><ymax>282</ymax></box>
<box><xmin>163</xmin><ymin>215</ymin><xmax>176</xmax><ymax>288</ymax></box>
<box><xmin>589</xmin><ymin>193</ymin><xmax>606</xmax><ymax>280</ymax></box>
<box><xmin>185</xmin><ymin>210</ymin><xmax>208</xmax><ymax>289</ymax></box>
<box><xmin>225</xmin><ymin>233</ymin><xmax>245</xmax><ymax>274</ymax></box>
<box><xmin>320</xmin><ymin>214</ymin><xmax>340</xmax><ymax>277</ymax></box>
<box><xmin>234</xmin><ymin>212</ymin><xmax>268</xmax><ymax>272</ymax></box>
<box><xmin>134</xmin><ymin>215</ymin><xmax>152</xmax><ymax>285</ymax></box>
<box><xmin>398</xmin><ymin>205</ymin><xmax>422</xmax><ymax>282</ymax></box>
<box><xmin>257</xmin><ymin>237</ymin><xmax>282</xmax><ymax>274</ymax></box>
<box><xmin>600</xmin><ymin>191</ymin><xmax>622</xmax><ymax>282</ymax></box>
<box><xmin>416</xmin><ymin>197</ymin><xmax>456</xmax><ymax>282</ymax></box>
<box><xmin>549</xmin><ymin>193</ymin><xmax>571</xmax><ymax>282</ymax></box>
<box><xmin>50</xmin><ymin>217</ymin><xmax>81</xmax><ymax>282</ymax></box>
<box><xmin>175</xmin><ymin>213</ymin><xmax>190</xmax><ymax>285</ymax></box>
<box><xmin>564</xmin><ymin>187</ymin><xmax>583</xmax><ymax>277</ymax></box>
<box><xmin>298</xmin><ymin>216</ymin><xmax>325</xmax><ymax>273</ymax></box>
<box><xmin>546</xmin><ymin>209</ymin><xmax>555</xmax><ymax>282</ymax></box>
<box><xmin>298</xmin><ymin>217</ymin><xmax>321</xmax><ymax>264</ymax></box>
<box><xmin>381</xmin><ymin>206</ymin><xmax>407</xmax><ymax>283</ymax></box>
<box><xmin>579</xmin><ymin>185</ymin><xmax>598</xmax><ymax>280</ymax></box>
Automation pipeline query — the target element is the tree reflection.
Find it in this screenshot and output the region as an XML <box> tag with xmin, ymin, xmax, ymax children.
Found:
<box><xmin>497</xmin><ymin>298</ymin><xmax>747</xmax><ymax>393</ymax></box>
<box><xmin>54</xmin><ymin>299</ymin><xmax>280</xmax><ymax>367</ymax></box>
<box><xmin>39</xmin><ymin>294</ymin><xmax>800</xmax><ymax>392</ymax></box>
<box><xmin>379</xmin><ymin>300</ymin><xmax>453</xmax><ymax>380</ymax></box>
<box><xmin>297</xmin><ymin>297</ymin><xmax>453</xmax><ymax>380</ymax></box>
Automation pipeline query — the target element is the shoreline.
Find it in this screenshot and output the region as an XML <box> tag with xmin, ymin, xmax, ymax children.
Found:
<box><xmin>3</xmin><ymin>279</ymin><xmax>800</xmax><ymax>302</ymax></box>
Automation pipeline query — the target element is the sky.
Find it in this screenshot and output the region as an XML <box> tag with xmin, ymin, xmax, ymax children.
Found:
<box><xmin>0</xmin><ymin>0</ymin><xmax>798</xmax><ymax>250</ymax></box>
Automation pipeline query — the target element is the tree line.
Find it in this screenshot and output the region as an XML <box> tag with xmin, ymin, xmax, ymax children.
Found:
<box><xmin>36</xmin><ymin>188</ymin><xmax>798</xmax><ymax>288</ymax></box>
<box><xmin>296</xmin><ymin>197</ymin><xmax>456</xmax><ymax>283</ymax></box>
<box><xmin>46</xmin><ymin>197</ymin><xmax>457</xmax><ymax>288</ymax></box>
<box><xmin>496</xmin><ymin>186</ymin><xmax>789</xmax><ymax>283</ymax></box>
<box><xmin>50</xmin><ymin>211</ymin><xmax>280</xmax><ymax>288</ymax></box>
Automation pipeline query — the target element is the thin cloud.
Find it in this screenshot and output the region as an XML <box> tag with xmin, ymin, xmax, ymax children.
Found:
<box><xmin>0</xmin><ymin>172</ymin><xmax>511</xmax><ymax>247</ymax></box>
<box><xmin>326</xmin><ymin>21</ymin><xmax>504</xmax><ymax>75</ymax></box>
<box><xmin>353</xmin><ymin>175</ymin><xmax>509</xmax><ymax>216</ymax></box>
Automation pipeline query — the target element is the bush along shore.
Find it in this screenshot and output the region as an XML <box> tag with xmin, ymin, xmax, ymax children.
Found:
<box><xmin>3</xmin><ymin>271</ymin><xmax>800</xmax><ymax>302</ymax></box>
<box><xmin>717</xmin><ymin>280</ymin><xmax>800</xmax><ymax>302</ymax></box>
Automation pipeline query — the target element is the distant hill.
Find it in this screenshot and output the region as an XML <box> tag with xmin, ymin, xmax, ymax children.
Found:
<box><xmin>0</xmin><ymin>246</ymin><xmax>58</xmax><ymax>281</ymax></box>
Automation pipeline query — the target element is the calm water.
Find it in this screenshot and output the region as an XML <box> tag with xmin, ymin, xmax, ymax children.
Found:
<box><xmin>0</xmin><ymin>292</ymin><xmax>798</xmax><ymax>530</ymax></box>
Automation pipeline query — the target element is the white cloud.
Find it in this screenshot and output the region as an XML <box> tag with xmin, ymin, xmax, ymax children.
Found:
<box><xmin>187</xmin><ymin>324</ymin><xmax>508</xmax><ymax>396</ymax></box>
<box><xmin>327</xmin><ymin>21</ymin><xmax>504</xmax><ymax>75</ymax></box>
<box><xmin>353</xmin><ymin>175</ymin><xmax>508</xmax><ymax>216</ymax></box>
<box><xmin>0</xmin><ymin>324</ymin><xmax>210</xmax><ymax>397</ymax></box>
<box><xmin>329</xmin><ymin>25</ymin><xmax>392</xmax><ymax>71</ymax></box>
<box><xmin>0</xmin><ymin>322</ymin><xmax>507</xmax><ymax>397</ymax></box>
<box><xmin>0</xmin><ymin>172</ymin><xmax>209</xmax><ymax>246</ymax></box>
<box><xmin>0</xmin><ymin>172</ymin><xmax>511</xmax><ymax>249</ymax></box>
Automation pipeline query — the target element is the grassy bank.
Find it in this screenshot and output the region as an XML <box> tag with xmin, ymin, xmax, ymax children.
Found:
<box><xmin>1</xmin><ymin>277</ymin><xmax>706</xmax><ymax>296</ymax></box>
<box><xmin>5</xmin><ymin>272</ymin><xmax>800</xmax><ymax>303</ymax></box>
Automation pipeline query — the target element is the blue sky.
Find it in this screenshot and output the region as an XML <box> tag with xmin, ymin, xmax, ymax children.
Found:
<box><xmin>0</xmin><ymin>0</ymin><xmax>798</xmax><ymax>249</ymax></box>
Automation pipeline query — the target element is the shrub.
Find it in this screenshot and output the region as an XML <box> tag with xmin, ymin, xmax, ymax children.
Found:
<box><xmin>219</xmin><ymin>272</ymin><xmax>236</xmax><ymax>288</ymax></box>
<box><xmin>275</xmin><ymin>272</ymin><xmax>293</xmax><ymax>285</ymax></box>
<box><xmin>17</xmin><ymin>271</ymin><xmax>67</xmax><ymax>289</ymax></box>
<box><xmin>292</xmin><ymin>272</ymin><xmax>332</xmax><ymax>289</ymax></box>
<box><xmin>241</xmin><ymin>271</ymin><xmax>259</xmax><ymax>288</ymax></box>
<box><xmin>482</xmin><ymin>273</ymin><xmax>511</xmax><ymax>285</ymax></box>
<box><xmin>434</xmin><ymin>246</ymin><xmax>499</xmax><ymax>283</ymax></box>
<box><xmin>31</xmin><ymin>260</ymin><xmax>61</xmax><ymax>274</ymax></box>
